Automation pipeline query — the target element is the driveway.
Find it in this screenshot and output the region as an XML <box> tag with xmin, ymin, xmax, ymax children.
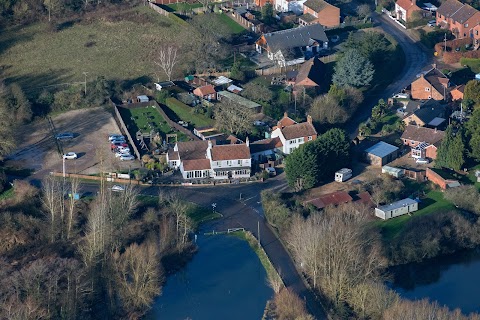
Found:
<box><xmin>345</xmin><ymin>12</ymin><xmax>432</xmax><ymax>138</ymax></box>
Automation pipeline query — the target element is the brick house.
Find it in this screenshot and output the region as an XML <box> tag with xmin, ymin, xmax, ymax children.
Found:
<box><xmin>298</xmin><ymin>0</ymin><xmax>340</xmax><ymax>28</ymax></box>
<box><xmin>401</xmin><ymin>100</ymin><xmax>446</xmax><ymax>127</ymax></box>
<box><xmin>436</xmin><ymin>0</ymin><xmax>480</xmax><ymax>39</ymax></box>
<box><xmin>411</xmin><ymin>67</ymin><xmax>450</xmax><ymax>101</ymax></box>
<box><xmin>395</xmin><ymin>0</ymin><xmax>422</xmax><ymax>23</ymax></box>
<box><xmin>166</xmin><ymin>140</ymin><xmax>251</xmax><ymax>180</ymax></box>
<box><xmin>270</xmin><ymin>113</ymin><xmax>317</xmax><ymax>154</ymax></box>
<box><xmin>401</xmin><ymin>125</ymin><xmax>445</xmax><ymax>159</ymax></box>
<box><xmin>193</xmin><ymin>85</ymin><xmax>216</xmax><ymax>101</ymax></box>
<box><xmin>473</xmin><ymin>24</ymin><xmax>480</xmax><ymax>48</ymax></box>
<box><xmin>255</xmin><ymin>24</ymin><xmax>328</xmax><ymax>67</ymax></box>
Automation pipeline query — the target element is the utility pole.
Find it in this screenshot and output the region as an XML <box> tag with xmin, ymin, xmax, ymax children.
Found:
<box><xmin>258</xmin><ymin>221</ymin><xmax>260</xmax><ymax>245</ymax></box>
<box><xmin>82</xmin><ymin>72</ymin><xmax>88</xmax><ymax>95</ymax></box>
<box><xmin>63</xmin><ymin>156</ymin><xmax>66</xmax><ymax>179</ymax></box>
<box><xmin>444</xmin><ymin>33</ymin><xmax>447</xmax><ymax>52</ymax></box>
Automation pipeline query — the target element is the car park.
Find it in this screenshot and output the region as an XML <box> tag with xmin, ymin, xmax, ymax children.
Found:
<box><xmin>111</xmin><ymin>185</ymin><xmax>125</xmax><ymax>192</ymax></box>
<box><xmin>416</xmin><ymin>158</ymin><xmax>430</xmax><ymax>164</ymax></box>
<box><xmin>56</xmin><ymin>132</ymin><xmax>74</xmax><ymax>140</ymax></box>
<box><xmin>63</xmin><ymin>152</ymin><xmax>78</xmax><ymax>160</ymax></box>
<box><xmin>120</xmin><ymin>154</ymin><xmax>135</xmax><ymax>161</ymax></box>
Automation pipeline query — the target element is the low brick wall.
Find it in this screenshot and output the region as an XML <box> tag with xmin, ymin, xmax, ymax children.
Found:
<box><xmin>426</xmin><ymin>168</ymin><xmax>458</xmax><ymax>189</ymax></box>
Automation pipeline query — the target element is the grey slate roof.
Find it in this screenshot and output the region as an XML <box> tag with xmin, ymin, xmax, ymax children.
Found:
<box><xmin>304</xmin><ymin>0</ymin><xmax>332</xmax><ymax>12</ymax></box>
<box><xmin>437</xmin><ymin>0</ymin><xmax>478</xmax><ymax>24</ymax></box>
<box><xmin>263</xmin><ymin>24</ymin><xmax>328</xmax><ymax>52</ymax></box>
<box><xmin>424</xmin><ymin>68</ymin><xmax>449</xmax><ymax>95</ymax></box>
<box><xmin>217</xmin><ymin>91</ymin><xmax>261</xmax><ymax>109</ymax></box>
<box><xmin>412</xmin><ymin>101</ymin><xmax>445</xmax><ymax>125</ymax></box>
<box><xmin>377</xmin><ymin>198</ymin><xmax>418</xmax><ymax>212</ymax></box>
<box><xmin>365</xmin><ymin>141</ymin><xmax>399</xmax><ymax>158</ymax></box>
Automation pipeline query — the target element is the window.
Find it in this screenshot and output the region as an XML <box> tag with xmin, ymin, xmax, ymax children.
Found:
<box><xmin>289</xmin><ymin>140</ymin><xmax>294</xmax><ymax>144</ymax></box>
<box><xmin>308</xmin><ymin>136</ymin><xmax>312</xmax><ymax>141</ymax></box>
<box><xmin>216</xmin><ymin>161</ymin><xmax>221</xmax><ymax>167</ymax></box>
<box><xmin>298</xmin><ymin>137</ymin><xmax>304</xmax><ymax>143</ymax></box>
<box><xmin>411</xmin><ymin>140</ymin><xmax>415</xmax><ymax>145</ymax></box>
<box><xmin>465</xmin><ymin>23</ymin><xmax>468</xmax><ymax>28</ymax></box>
<box><xmin>171</xmin><ymin>161</ymin><xmax>177</xmax><ymax>166</ymax></box>
<box><xmin>227</xmin><ymin>160</ymin><xmax>232</xmax><ymax>166</ymax></box>
<box><xmin>425</xmin><ymin>87</ymin><xmax>430</xmax><ymax>92</ymax></box>
<box><xmin>428</xmin><ymin>95</ymin><xmax>432</xmax><ymax>99</ymax></box>
<box><xmin>238</xmin><ymin>160</ymin><xmax>242</xmax><ymax>165</ymax></box>
<box><xmin>476</xmin><ymin>30</ymin><xmax>479</xmax><ymax>36</ymax></box>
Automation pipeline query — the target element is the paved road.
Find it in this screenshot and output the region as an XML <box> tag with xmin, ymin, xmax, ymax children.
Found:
<box><xmin>345</xmin><ymin>12</ymin><xmax>432</xmax><ymax>138</ymax></box>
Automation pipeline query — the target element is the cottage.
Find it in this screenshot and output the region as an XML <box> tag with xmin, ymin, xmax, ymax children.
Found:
<box><xmin>395</xmin><ymin>0</ymin><xmax>422</xmax><ymax>23</ymax></box>
<box><xmin>375</xmin><ymin>198</ymin><xmax>418</xmax><ymax>220</ymax></box>
<box><xmin>436</xmin><ymin>0</ymin><xmax>480</xmax><ymax>39</ymax></box>
<box><xmin>270</xmin><ymin>113</ymin><xmax>317</xmax><ymax>154</ymax></box>
<box><xmin>166</xmin><ymin>140</ymin><xmax>251</xmax><ymax>180</ymax></box>
<box><xmin>255</xmin><ymin>24</ymin><xmax>328</xmax><ymax>67</ymax></box>
<box><xmin>401</xmin><ymin>125</ymin><xmax>445</xmax><ymax>159</ymax></box>
<box><xmin>363</xmin><ymin>141</ymin><xmax>399</xmax><ymax>167</ymax></box>
<box><xmin>411</xmin><ymin>67</ymin><xmax>450</xmax><ymax>101</ymax></box>
<box><xmin>299</xmin><ymin>0</ymin><xmax>340</xmax><ymax>28</ymax></box>
<box><xmin>193</xmin><ymin>85</ymin><xmax>217</xmax><ymax>101</ymax></box>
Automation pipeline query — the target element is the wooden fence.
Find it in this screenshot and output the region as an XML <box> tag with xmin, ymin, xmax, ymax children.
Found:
<box><xmin>229</xmin><ymin>11</ymin><xmax>253</xmax><ymax>31</ymax></box>
<box><xmin>113</xmin><ymin>103</ymin><xmax>143</xmax><ymax>162</ymax></box>
<box><xmin>148</xmin><ymin>2</ymin><xmax>169</xmax><ymax>15</ymax></box>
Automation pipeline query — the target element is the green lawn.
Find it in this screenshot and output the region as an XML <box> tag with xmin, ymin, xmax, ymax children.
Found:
<box><xmin>118</xmin><ymin>106</ymin><xmax>188</xmax><ymax>142</ymax></box>
<box><xmin>0</xmin><ymin>6</ymin><xmax>195</xmax><ymax>94</ymax></box>
<box><xmin>377</xmin><ymin>190</ymin><xmax>456</xmax><ymax>240</ymax></box>
<box><xmin>186</xmin><ymin>203</ymin><xmax>222</xmax><ymax>228</ymax></box>
<box><xmin>460</xmin><ymin>58</ymin><xmax>480</xmax><ymax>74</ymax></box>
<box><xmin>0</xmin><ymin>187</ymin><xmax>15</xmax><ymax>201</ymax></box>
<box><xmin>217</xmin><ymin>13</ymin><xmax>246</xmax><ymax>34</ymax></box>
<box><xmin>163</xmin><ymin>98</ymin><xmax>214</xmax><ymax>128</ymax></box>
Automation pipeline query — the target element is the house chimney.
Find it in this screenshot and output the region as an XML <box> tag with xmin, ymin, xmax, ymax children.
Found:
<box><xmin>284</xmin><ymin>111</ymin><xmax>288</xmax><ymax>118</ymax></box>
<box><xmin>246</xmin><ymin>136</ymin><xmax>250</xmax><ymax>147</ymax></box>
<box><xmin>208</xmin><ymin>140</ymin><xmax>213</xmax><ymax>150</ymax></box>
<box><xmin>433</xmin><ymin>63</ymin><xmax>437</xmax><ymax>69</ymax></box>
<box><xmin>435</xmin><ymin>127</ymin><xmax>437</xmax><ymax>133</ymax></box>
<box><xmin>307</xmin><ymin>114</ymin><xmax>313</xmax><ymax>124</ymax></box>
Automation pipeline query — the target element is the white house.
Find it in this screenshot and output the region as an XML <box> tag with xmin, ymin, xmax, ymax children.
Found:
<box><xmin>167</xmin><ymin>140</ymin><xmax>251</xmax><ymax>180</ymax></box>
<box><xmin>270</xmin><ymin>114</ymin><xmax>317</xmax><ymax>154</ymax></box>
<box><xmin>375</xmin><ymin>198</ymin><xmax>418</xmax><ymax>220</ymax></box>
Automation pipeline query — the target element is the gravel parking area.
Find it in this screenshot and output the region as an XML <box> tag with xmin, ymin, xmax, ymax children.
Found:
<box><xmin>7</xmin><ymin>107</ymin><xmax>140</xmax><ymax>178</ymax></box>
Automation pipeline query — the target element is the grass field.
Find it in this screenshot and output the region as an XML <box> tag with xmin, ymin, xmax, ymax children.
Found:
<box><xmin>0</xmin><ymin>187</ymin><xmax>15</xmax><ymax>201</ymax></box>
<box><xmin>0</xmin><ymin>6</ymin><xmax>192</xmax><ymax>94</ymax></box>
<box><xmin>166</xmin><ymin>2</ymin><xmax>203</xmax><ymax>11</ymax></box>
<box><xmin>163</xmin><ymin>98</ymin><xmax>214</xmax><ymax>128</ymax></box>
<box><xmin>118</xmin><ymin>106</ymin><xmax>188</xmax><ymax>142</ymax></box>
<box><xmin>186</xmin><ymin>203</ymin><xmax>222</xmax><ymax>228</ymax></box>
<box><xmin>217</xmin><ymin>13</ymin><xmax>246</xmax><ymax>34</ymax></box>
<box><xmin>377</xmin><ymin>190</ymin><xmax>456</xmax><ymax>240</ymax></box>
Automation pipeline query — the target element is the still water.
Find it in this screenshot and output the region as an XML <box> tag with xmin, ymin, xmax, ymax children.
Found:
<box><xmin>390</xmin><ymin>248</ymin><xmax>480</xmax><ymax>314</ymax></box>
<box><xmin>147</xmin><ymin>234</ymin><xmax>273</xmax><ymax>320</ymax></box>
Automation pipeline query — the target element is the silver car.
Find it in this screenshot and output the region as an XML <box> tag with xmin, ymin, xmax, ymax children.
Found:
<box><xmin>63</xmin><ymin>152</ymin><xmax>78</xmax><ymax>160</ymax></box>
<box><xmin>120</xmin><ymin>154</ymin><xmax>135</xmax><ymax>161</ymax></box>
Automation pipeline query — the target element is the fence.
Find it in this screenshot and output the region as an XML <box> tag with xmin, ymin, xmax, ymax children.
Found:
<box><xmin>229</xmin><ymin>11</ymin><xmax>253</xmax><ymax>31</ymax></box>
<box><xmin>253</xmin><ymin>54</ymin><xmax>336</xmax><ymax>76</ymax></box>
<box><xmin>148</xmin><ymin>2</ymin><xmax>169</xmax><ymax>15</ymax></box>
<box><xmin>112</xmin><ymin>102</ymin><xmax>143</xmax><ymax>162</ymax></box>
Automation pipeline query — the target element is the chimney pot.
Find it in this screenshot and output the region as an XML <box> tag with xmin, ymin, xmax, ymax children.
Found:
<box><xmin>307</xmin><ymin>114</ymin><xmax>313</xmax><ymax>124</ymax></box>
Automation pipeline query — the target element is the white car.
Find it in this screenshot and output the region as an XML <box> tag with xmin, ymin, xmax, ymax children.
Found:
<box><xmin>427</xmin><ymin>20</ymin><xmax>436</xmax><ymax>27</ymax></box>
<box><xmin>416</xmin><ymin>158</ymin><xmax>430</xmax><ymax>164</ymax></box>
<box><xmin>108</xmin><ymin>134</ymin><xmax>124</xmax><ymax>141</ymax></box>
<box><xmin>115</xmin><ymin>150</ymin><xmax>130</xmax><ymax>157</ymax></box>
<box><xmin>63</xmin><ymin>152</ymin><xmax>78</xmax><ymax>160</ymax></box>
<box><xmin>111</xmin><ymin>138</ymin><xmax>126</xmax><ymax>144</ymax></box>
<box><xmin>120</xmin><ymin>154</ymin><xmax>135</xmax><ymax>161</ymax></box>
<box><xmin>111</xmin><ymin>185</ymin><xmax>125</xmax><ymax>192</ymax></box>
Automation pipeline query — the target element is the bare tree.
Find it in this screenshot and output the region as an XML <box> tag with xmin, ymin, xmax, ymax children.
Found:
<box><xmin>214</xmin><ymin>101</ymin><xmax>254</xmax><ymax>135</ymax></box>
<box><xmin>109</xmin><ymin>184</ymin><xmax>139</xmax><ymax>230</ymax></box>
<box><xmin>154</xmin><ymin>46</ymin><xmax>179</xmax><ymax>82</ymax></box>
<box><xmin>66</xmin><ymin>176</ymin><xmax>80</xmax><ymax>239</ymax></box>
<box><xmin>42</xmin><ymin>175</ymin><xmax>64</xmax><ymax>242</ymax></box>
<box><xmin>113</xmin><ymin>241</ymin><xmax>163</xmax><ymax>312</ymax></box>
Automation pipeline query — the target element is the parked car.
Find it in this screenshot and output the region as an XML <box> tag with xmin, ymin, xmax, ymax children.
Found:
<box><xmin>117</xmin><ymin>146</ymin><xmax>130</xmax><ymax>153</ymax></box>
<box><xmin>108</xmin><ymin>134</ymin><xmax>124</xmax><ymax>141</ymax></box>
<box><xmin>265</xmin><ymin>167</ymin><xmax>276</xmax><ymax>176</ymax></box>
<box><xmin>56</xmin><ymin>132</ymin><xmax>74</xmax><ymax>140</ymax></box>
<box><xmin>111</xmin><ymin>138</ymin><xmax>126</xmax><ymax>144</ymax></box>
<box><xmin>63</xmin><ymin>152</ymin><xmax>78</xmax><ymax>160</ymax></box>
<box><xmin>120</xmin><ymin>154</ymin><xmax>135</xmax><ymax>161</ymax></box>
<box><xmin>416</xmin><ymin>158</ymin><xmax>430</xmax><ymax>164</ymax></box>
<box><xmin>427</xmin><ymin>20</ymin><xmax>436</xmax><ymax>27</ymax></box>
<box><xmin>115</xmin><ymin>150</ymin><xmax>130</xmax><ymax>157</ymax></box>
<box><xmin>111</xmin><ymin>185</ymin><xmax>125</xmax><ymax>192</ymax></box>
<box><xmin>111</xmin><ymin>142</ymin><xmax>128</xmax><ymax>149</ymax></box>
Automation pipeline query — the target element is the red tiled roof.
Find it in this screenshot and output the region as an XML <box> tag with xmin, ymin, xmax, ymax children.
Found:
<box><xmin>305</xmin><ymin>191</ymin><xmax>353</xmax><ymax>209</ymax></box>
<box><xmin>396</xmin><ymin>0</ymin><xmax>421</xmax><ymax>11</ymax></box>
<box><xmin>211</xmin><ymin>144</ymin><xmax>251</xmax><ymax>161</ymax></box>
<box><xmin>401</xmin><ymin>125</ymin><xmax>445</xmax><ymax>145</ymax></box>
<box><xmin>355</xmin><ymin>191</ymin><xmax>374</xmax><ymax>208</ymax></box>
<box><xmin>275</xmin><ymin>113</ymin><xmax>297</xmax><ymax>129</ymax></box>
<box><xmin>182</xmin><ymin>159</ymin><xmax>211</xmax><ymax>171</ymax></box>
<box><xmin>177</xmin><ymin>141</ymin><xmax>212</xmax><ymax>160</ymax></box>
<box><xmin>281</xmin><ymin>122</ymin><xmax>317</xmax><ymax>140</ymax></box>
<box><xmin>167</xmin><ymin>150</ymin><xmax>179</xmax><ymax>160</ymax></box>
<box><xmin>193</xmin><ymin>85</ymin><xmax>216</xmax><ymax>97</ymax></box>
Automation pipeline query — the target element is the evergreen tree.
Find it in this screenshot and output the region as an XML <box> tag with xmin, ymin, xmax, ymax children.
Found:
<box><xmin>261</xmin><ymin>1</ymin><xmax>274</xmax><ymax>24</ymax></box>
<box><xmin>465</xmin><ymin>108</ymin><xmax>480</xmax><ymax>160</ymax></box>
<box><xmin>332</xmin><ymin>50</ymin><xmax>374</xmax><ymax>88</ymax></box>
<box><xmin>9</xmin><ymin>83</ymin><xmax>32</xmax><ymax>124</ymax></box>
<box><xmin>436</xmin><ymin>126</ymin><xmax>465</xmax><ymax>170</ymax></box>
<box><xmin>464</xmin><ymin>80</ymin><xmax>480</xmax><ymax>107</ymax></box>
<box><xmin>285</xmin><ymin>142</ymin><xmax>319</xmax><ymax>191</ymax></box>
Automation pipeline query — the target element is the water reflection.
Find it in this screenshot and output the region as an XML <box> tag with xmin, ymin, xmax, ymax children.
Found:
<box><xmin>147</xmin><ymin>234</ymin><xmax>273</xmax><ymax>320</ymax></box>
<box><xmin>390</xmin><ymin>248</ymin><xmax>480</xmax><ymax>314</ymax></box>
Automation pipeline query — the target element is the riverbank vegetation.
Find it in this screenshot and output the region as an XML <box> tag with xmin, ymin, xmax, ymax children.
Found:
<box><xmin>261</xmin><ymin>187</ymin><xmax>480</xmax><ymax>318</ymax></box>
<box><xmin>0</xmin><ymin>178</ymin><xmax>209</xmax><ymax>319</ymax></box>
